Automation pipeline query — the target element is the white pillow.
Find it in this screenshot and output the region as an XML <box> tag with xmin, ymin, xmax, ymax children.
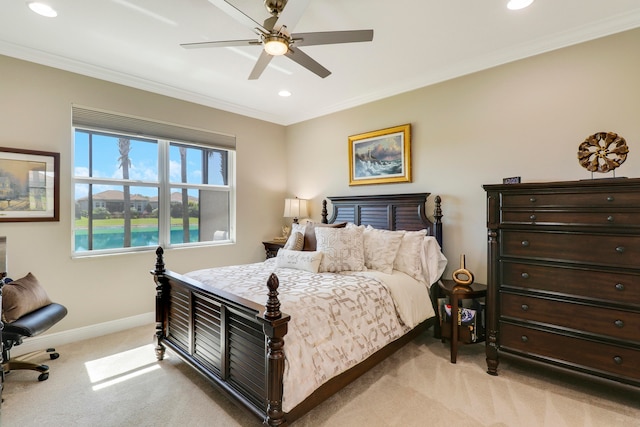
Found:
<box><xmin>393</xmin><ymin>229</ymin><xmax>427</xmax><ymax>281</ymax></box>
<box><xmin>275</xmin><ymin>249</ymin><xmax>323</xmax><ymax>273</ymax></box>
<box><xmin>363</xmin><ymin>226</ymin><xmax>405</xmax><ymax>274</ymax></box>
<box><xmin>421</xmin><ymin>236</ymin><xmax>448</xmax><ymax>285</ymax></box>
<box><xmin>315</xmin><ymin>226</ymin><xmax>365</xmax><ymax>272</ymax></box>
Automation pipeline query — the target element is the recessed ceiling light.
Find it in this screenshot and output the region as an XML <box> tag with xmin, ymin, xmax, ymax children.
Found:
<box><xmin>27</xmin><ymin>2</ymin><xmax>58</xmax><ymax>18</ymax></box>
<box><xmin>278</xmin><ymin>90</ymin><xmax>292</xmax><ymax>97</ymax></box>
<box><xmin>507</xmin><ymin>0</ymin><xmax>534</xmax><ymax>10</ymax></box>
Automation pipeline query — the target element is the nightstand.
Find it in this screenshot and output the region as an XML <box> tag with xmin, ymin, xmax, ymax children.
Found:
<box><xmin>437</xmin><ymin>279</ymin><xmax>486</xmax><ymax>363</ymax></box>
<box><xmin>262</xmin><ymin>241</ymin><xmax>285</xmax><ymax>259</ymax></box>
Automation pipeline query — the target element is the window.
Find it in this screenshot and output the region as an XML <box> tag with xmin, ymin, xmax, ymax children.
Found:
<box><xmin>72</xmin><ymin>107</ymin><xmax>235</xmax><ymax>255</ymax></box>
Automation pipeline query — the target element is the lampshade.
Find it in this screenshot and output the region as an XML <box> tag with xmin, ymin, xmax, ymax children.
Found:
<box><xmin>264</xmin><ymin>35</ymin><xmax>289</xmax><ymax>56</ymax></box>
<box><xmin>283</xmin><ymin>198</ymin><xmax>309</xmax><ymax>223</ymax></box>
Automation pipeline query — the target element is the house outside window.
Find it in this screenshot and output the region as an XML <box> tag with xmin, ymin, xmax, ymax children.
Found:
<box><xmin>72</xmin><ymin>107</ymin><xmax>236</xmax><ymax>255</ymax></box>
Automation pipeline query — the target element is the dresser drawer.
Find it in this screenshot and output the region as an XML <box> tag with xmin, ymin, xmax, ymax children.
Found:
<box><xmin>501</xmin><ymin>230</ymin><xmax>640</xmax><ymax>268</ymax></box>
<box><xmin>499</xmin><ymin>322</ymin><xmax>640</xmax><ymax>383</ymax></box>
<box><xmin>501</xmin><ymin>210</ymin><xmax>640</xmax><ymax>227</ymax></box>
<box><xmin>501</xmin><ymin>293</ymin><xmax>640</xmax><ymax>342</ymax></box>
<box><xmin>501</xmin><ymin>261</ymin><xmax>640</xmax><ymax>306</ymax></box>
<box><xmin>502</xmin><ymin>192</ymin><xmax>640</xmax><ymax>208</ymax></box>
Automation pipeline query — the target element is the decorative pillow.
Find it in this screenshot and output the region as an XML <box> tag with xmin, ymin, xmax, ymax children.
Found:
<box><xmin>394</xmin><ymin>229</ymin><xmax>428</xmax><ymax>281</ymax></box>
<box><xmin>363</xmin><ymin>226</ymin><xmax>405</xmax><ymax>274</ymax></box>
<box><xmin>315</xmin><ymin>226</ymin><xmax>365</xmax><ymax>273</ymax></box>
<box><xmin>303</xmin><ymin>221</ymin><xmax>347</xmax><ymax>251</ymax></box>
<box><xmin>275</xmin><ymin>249</ymin><xmax>323</xmax><ymax>273</ymax></box>
<box><xmin>283</xmin><ymin>231</ymin><xmax>304</xmax><ymax>251</ymax></box>
<box><xmin>2</xmin><ymin>272</ymin><xmax>52</xmax><ymax>323</ymax></box>
<box><xmin>283</xmin><ymin>223</ymin><xmax>306</xmax><ymax>249</ymax></box>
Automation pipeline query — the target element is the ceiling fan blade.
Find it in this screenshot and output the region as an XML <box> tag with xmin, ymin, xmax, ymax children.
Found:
<box><xmin>181</xmin><ymin>39</ymin><xmax>260</xmax><ymax>49</ymax></box>
<box><xmin>248</xmin><ymin>50</ymin><xmax>274</xmax><ymax>80</ymax></box>
<box><xmin>292</xmin><ymin>30</ymin><xmax>374</xmax><ymax>47</ymax></box>
<box><xmin>207</xmin><ymin>0</ymin><xmax>267</xmax><ymax>34</ymax></box>
<box><xmin>273</xmin><ymin>0</ymin><xmax>312</xmax><ymax>34</ymax></box>
<box><xmin>285</xmin><ymin>46</ymin><xmax>331</xmax><ymax>78</ymax></box>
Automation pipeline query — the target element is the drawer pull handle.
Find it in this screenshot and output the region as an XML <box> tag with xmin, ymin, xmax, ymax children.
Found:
<box><xmin>521</xmin><ymin>240</ymin><xmax>530</xmax><ymax>247</ymax></box>
<box><xmin>615</xmin><ymin>283</ymin><xmax>625</xmax><ymax>291</ymax></box>
<box><xmin>521</xmin><ymin>304</ymin><xmax>529</xmax><ymax>311</ymax></box>
<box><xmin>529</xmin><ymin>214</ymin><xmax>536</xmax><ymax>221</ymax></box>
<box><xmin>521</xmin><ymin>335</ymin><xmax>529</xmax><ymax>343</ymax></box>
<box><xmin>607</xmin><ymin>215</ymin><xmax>614</xmax><ymax>222</ymax></box>
<box><xmin>521</xmin><ymin>272</ymin><xmax>530</xmax><ymax>279</ymax></box>
<box><xmin>614</xmin><ymin>319</ymin><xmax>624</xmax><ymax>328</ymax></box>
<box><xmin>529</xmin><ymin>197</ymin><xmax>536</xmax><ymax>203</ymax></box>
<box><xmin>613</xmin><ymin>356</ymin><xmax>623</xmax><ymax>365</ymax></box>
<box><xmin>615</xmin><ymin>246</ymin><xmax>625</xmax><ymax>253</ymax></box>
<box><xmin>607</xmin><ymin>196</ymin><xmax>615</xmax><ymax>202</ymax></box>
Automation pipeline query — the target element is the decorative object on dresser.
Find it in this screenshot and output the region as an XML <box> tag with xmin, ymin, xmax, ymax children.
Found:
<box><xmin>577</xmin><ymin>131</ymin><xmax>629</xmax><ymax>175</ymax></box>
<box><xmin>348</xmin><ymin>124</ymin><xmax>411</xmax><ymax>186</ymax></box>
<box><xmin>483</xmin><ymin>178</ymin><xmax>640</xmax><ymax>388</ymax></box>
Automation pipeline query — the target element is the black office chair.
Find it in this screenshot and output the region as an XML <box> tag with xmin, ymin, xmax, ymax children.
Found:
<box><xmin>1</xmin><ymin>274</ymin><xmax>68</xmax><ymax>382</ymax></box>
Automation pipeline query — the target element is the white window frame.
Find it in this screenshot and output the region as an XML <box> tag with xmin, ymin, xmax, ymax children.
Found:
<box><xmin>71</xmin><ymin>108</ymin><xmax>236</xmax><ymax>257</ymax></box>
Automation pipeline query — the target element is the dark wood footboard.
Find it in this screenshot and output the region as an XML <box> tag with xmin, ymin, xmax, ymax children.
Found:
<box><xmin>152</xmin><ymin>247</ymin><xmax>290</xmax><ymax>426</ymax></box>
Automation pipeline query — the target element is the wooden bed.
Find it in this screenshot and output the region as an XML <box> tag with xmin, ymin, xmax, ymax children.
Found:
<box><xmin>151</xmin><ymin>193</ymin><xmax>444</xmax><ymax>426</ymax></box>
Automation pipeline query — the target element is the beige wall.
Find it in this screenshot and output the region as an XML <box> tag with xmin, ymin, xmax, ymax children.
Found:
<box><xmin>0</xmin><ymin>55</ymin><xmax>287</xmax><ymax>332</ymax></box>
<box><xmin>286</xmin><ymin>28</ymin><xmax>640</xmax><ymax>283</ymax></box>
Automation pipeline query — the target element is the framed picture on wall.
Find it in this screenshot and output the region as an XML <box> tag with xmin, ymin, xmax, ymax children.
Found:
<box><xmin>0</xmin><ymin>147</ymin><xmax>60</xmax><ymax>222</ymax></box>
<box><xmin>348</xmin><ymin>124</ymin><xmax>411</xmax><ymax>186</ymax></box>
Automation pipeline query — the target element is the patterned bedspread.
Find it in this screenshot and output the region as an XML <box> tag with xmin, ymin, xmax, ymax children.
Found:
<box><xmin>185</xmin><ymin>258</ymin><xmax>435</xmax><ymax>412</ymax></box>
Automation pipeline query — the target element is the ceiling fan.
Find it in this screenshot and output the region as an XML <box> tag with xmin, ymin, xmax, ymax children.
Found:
<box><xmin>181</xmin><ymin>0</ymin><xmax>374</xmax><ymax>79</ymax></box>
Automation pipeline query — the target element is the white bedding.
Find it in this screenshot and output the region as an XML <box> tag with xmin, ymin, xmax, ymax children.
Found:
<box><xmin>185</xmin><ymin>258</ymin><xmax>439</xmax><ymax>412</ymax></box>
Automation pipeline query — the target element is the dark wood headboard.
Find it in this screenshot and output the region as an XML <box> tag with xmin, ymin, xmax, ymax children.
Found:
<box><xmin>320</xmin><ymin>193</ymin><xmax>443</xmax><ymax>249</ymax></box>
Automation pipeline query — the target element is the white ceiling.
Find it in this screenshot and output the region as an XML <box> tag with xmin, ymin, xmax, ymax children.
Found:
<box><xmin>2</xmin><ymin>0</ymin><xmax>640</xmax><ymax>126</ymax></box>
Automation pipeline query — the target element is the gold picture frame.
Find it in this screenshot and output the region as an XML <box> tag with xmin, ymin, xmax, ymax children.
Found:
<box><xmin>0</xmin><ymin>147</ymin><xmax>60</xmax><ymax>222</ymax></box>
<box><xmin>348</xmin><ymin>124</ymin><xmax>411</xmax><ymax>186</ymax></box>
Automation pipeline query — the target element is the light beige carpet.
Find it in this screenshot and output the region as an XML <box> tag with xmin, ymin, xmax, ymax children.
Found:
<box><xmin>2</xmin><ymin>324</ymin><xmax>639</xmax><ymax>426</ymax></box>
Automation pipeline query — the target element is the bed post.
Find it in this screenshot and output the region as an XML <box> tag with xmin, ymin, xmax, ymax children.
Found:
<box><xmin>321</xmin><ymin>199</ymin><xmax>328</xmax><ymax>224</ymax></box>
<box><xmin>433</xmin><ymin>195</ymin><xmax>443</xmax><ymax>250</ymax></box>
<box><xmin>152</xmin><ymin>246</ymin><xmax>167</xmax><ymax>361</ymax></box>
<box><xmin>261</xmin><ymin>273</ymin><xmax>291</xmax><ymax>427</ymax></box>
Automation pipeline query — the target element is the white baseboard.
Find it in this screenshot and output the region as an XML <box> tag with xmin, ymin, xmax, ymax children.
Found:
<box><xmin>9</xmin><ymin>311</ymin><xmax>155</xmax><ymax>357</ymax></box>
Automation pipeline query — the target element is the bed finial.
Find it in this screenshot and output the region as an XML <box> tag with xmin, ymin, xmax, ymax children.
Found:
<box><xmin>321</xmin><ymin>199</ymin><xmax>328</xmax><ymax>224</ymax></box>
<box><xmin>265</xmin><ymin>273</ymin><xmax>282</xmax><ymax>320</ymax></box>
<box><xmin>155</xmin><ymin>246</ymin><xmax>166</xmax><ymax>274</ymax></box>
<box><xmin>433</xmin><ymin>195</ymin><xmax>443</xmax><ymax>250</ymax></box>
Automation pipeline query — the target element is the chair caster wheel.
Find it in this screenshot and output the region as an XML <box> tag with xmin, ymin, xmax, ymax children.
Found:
<box><xmin>38</xmin><ymin>372</ymin><xmax>49</xmax><ymax>381</ymax></box>
<box><xmin>47</xmin><ymin>348</ymin><xmax>60</xmax><ymax>360</ymax></box>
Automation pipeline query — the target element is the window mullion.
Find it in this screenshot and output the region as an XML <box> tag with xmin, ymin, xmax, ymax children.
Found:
<box><xmin>158</xmin><ymin>140</ymin><xmax>170</xmax><ymax>247</ymax></box>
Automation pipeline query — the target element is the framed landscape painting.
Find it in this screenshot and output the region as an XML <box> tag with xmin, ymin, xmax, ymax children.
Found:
<box><xmin>0</xmin><ymin>147</ymin><xmax>60</xmax><ymax>222</ymax></box>
<box><xmin>348</xmin><ymin>124</ymin><xmax>411</xmax><ymax>186</ymax></box>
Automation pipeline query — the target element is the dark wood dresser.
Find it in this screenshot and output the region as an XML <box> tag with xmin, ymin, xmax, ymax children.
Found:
<box><xmin>483</xmin><ymin>178</ymin><xmax>640</xmax><ymax>387</ymax></box>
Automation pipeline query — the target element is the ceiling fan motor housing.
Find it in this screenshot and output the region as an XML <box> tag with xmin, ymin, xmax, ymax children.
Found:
<box><xmin>264</xmin><ymin>0</ymin><xmax>287</xmax><ymax>16</ymax></box>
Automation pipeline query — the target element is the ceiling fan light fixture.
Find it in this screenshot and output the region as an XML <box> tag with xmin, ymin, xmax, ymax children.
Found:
<box><xmin>507</xmin><ymin>0</ymin><xmax>534</xmax><ymax>10</ymax></box>
<box><xmin>264</xmin><ymin>35</ymin><xmax>289</xmax><ymax>56</ymax></box>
